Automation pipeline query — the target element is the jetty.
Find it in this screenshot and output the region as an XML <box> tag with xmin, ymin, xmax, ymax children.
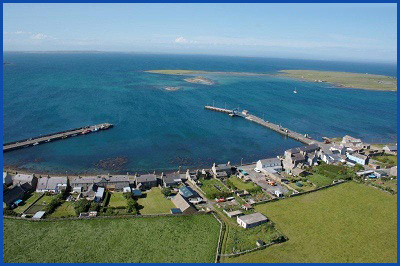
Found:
<box><xmin>3</xmin><ymin>123</ymin><xmax>113</xmax><ymax>153</ymax></box>
<box><xmin>205</xmin><ymin>106</ymin><xmax>320</xmax><ymax>145</ymax></box>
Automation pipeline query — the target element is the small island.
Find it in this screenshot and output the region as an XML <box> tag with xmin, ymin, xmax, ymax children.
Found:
<box><xmin>278</xmin><ymin>70</ymin><xmax>397</xmax><ymax>91</ymax></box>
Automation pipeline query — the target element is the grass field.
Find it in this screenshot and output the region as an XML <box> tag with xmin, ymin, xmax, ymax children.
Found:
<box><xmin>228</xmin><ymin>176</ymin><xmax>257</xmax><ymax>191</ymax></box>
<box><xmin>49</xmin><ymin>201</ymin><xmax>76</xmax><ymax>218</ymax></box>
<box><xmin>24</xmin><ymin>194</ymin><xmax>55</xmax><ymax>214</ymax></box>
<box><xmin>279</xmin><ymin>70</ymin><xmax>397</xmax><ymax>91</ymax></box>
<box><xmin>14</xmin><ymin>193</ymin><xmax>43</xmax><ymax>214</ymax></box>
<box><xmin>108</xmin><ymin>192</ymin><xmax>127</xmax><ymax>208</ymax></box>
<box><xmin>3</xmin><ymin>214</ymin><xmax>220</xmax><ymax>263</ymax></box>
<box><xmin>137</xmin><ymin>187</ymin><xmax>175</xmax><ymax>214</ymax></box>
<box><xmin>222</xmin><ymin>182</ymin><xmax>397</xmax><ymax>263</ymax></box>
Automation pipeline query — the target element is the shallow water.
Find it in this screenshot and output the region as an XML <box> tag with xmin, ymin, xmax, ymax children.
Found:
<box><xmin>3</xmin><ymin>53</ymin><xmax>397</xmax><ymax>174</ymax></box>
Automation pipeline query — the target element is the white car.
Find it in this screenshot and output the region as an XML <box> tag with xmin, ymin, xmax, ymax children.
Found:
<box><xmin>254</xmin><ymin>168</ymin><xmax>261</xmax><ymax>173</ymax></box>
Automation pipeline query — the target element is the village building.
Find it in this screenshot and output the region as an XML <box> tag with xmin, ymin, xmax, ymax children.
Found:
<box><xmin>341</xmin><ymin>135</ymin><xmax>362</xmax><ymax>147</ymax></box>
<box><xmin>223</xmin><ymin>209</ymin><xmax>243</xmax><ymax>218</ymax></box>
<box><xmin>3</xmin><ymin>183</ymin><xmax>32</xmax><ymax>208</ymax></box>
<box><xmin>256</xmin><ymin>158</ymin><xmax>282</xmax><ymax>175</ymax></box>
<box><xmin>135</xmin><ymin>174</ymin><xmax>158</xmax><ymax>190</ymax></box>
<box><xmin>212</xmin><ymin>162</ymin><xmax>233</xmax><ymax>178</ymax></box>
<box><xmin>13</xmin><ymin>173</ymin><xmax>38</xmax><ymax>189</ymax></box>
<box><xmin>36</xmin><ymin>176</ymin><xmax>68</xmax><ymax>193</ymax></box>
<box><xmin>383</xmin><ymin>144</ymin><xmax>397</xmax><ymax>155</ymax></box>
<box><xmin>283</xmin><ymin>144</ymin><xmax>319</xmax><ymax>173</ymax></box>
<box><xmin>162</xmin><ymin>172</ymin><xmax>182</xmax><ymax>187</ymax></box>
<box><xmin>171</xmin><ymin>193</ymin><xmax>197</xmax><ymax>214</ymax></box>
<box><xmin>179</xmin><ymin>186</ymin><xmax>202</xmax><ymax>204</ymax></box>
<box><xmin>237</xmin><ymin>212</ymin><xmax>268</xmax><ymax>228</ymax></box>
<box><xmin>346</xmin><ymin>152</ymin><xmax>369</xmax><ymax>165</ymax></box>
<box><xmin>3</xmin><ymin>172</ymin><xmax>13</xmax><ymax>187</ymax></box>
<box><xmin>390</xmin><ymin>166</ymin><xmax>397</xmax><ymax>177</ymax></box>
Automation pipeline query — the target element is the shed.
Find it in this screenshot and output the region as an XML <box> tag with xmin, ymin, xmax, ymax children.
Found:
<box><xmin>32</xmin><ymin>211</ymin><xmax>46</xmax><ymax>220</ymax></box>
<box><xmin>237</xmin><ymin>212</ymin><xmax>268</xmax><ymax>228</ymax></box>
<box><xmin>170</xmin><ymin>208</ymin><xmax>183</xmax><ymax>214</ymax></box>
<box><xmin>224</xmin><ymin>210</ymin><xmax>243</xmax><ymax>218</ymax></box>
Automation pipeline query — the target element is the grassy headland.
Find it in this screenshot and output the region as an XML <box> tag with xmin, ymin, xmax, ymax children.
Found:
<box><xmin>278</xmin><ymin>70</ymin><xmax>397</xmax><ymax>91</ymax></box>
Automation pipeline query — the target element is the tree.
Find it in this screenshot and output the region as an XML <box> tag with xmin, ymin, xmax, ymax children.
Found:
<box><xmin>161</xmin><ymin>187</ymin><xmax>172</xmax><ymax>197</ymax></box>
<box><xmin>89</xmin><ymin>202</ymin><xmax>100</xmax><ymax>212</ymax></box>
<box><xmin>74</xmin><ymin>199</ymin><xmax>91</xmax><ymax>215</ymax></box>
<box><xmin>127</xmin><ymin>199</ymin><xmax>138</xmax><ymax>214</ymax></box>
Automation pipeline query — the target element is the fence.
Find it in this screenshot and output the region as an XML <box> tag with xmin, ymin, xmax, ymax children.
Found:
<box><xmin>211</xmin><ymin>212</ymin><xmax>226</xmax><ymax>263</ymax></box>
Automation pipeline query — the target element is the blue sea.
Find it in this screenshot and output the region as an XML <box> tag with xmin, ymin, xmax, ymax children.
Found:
<box><xmin>2</xmin><ymin>52</ymin><xmax>397</xmax><ymax>174</ymax></box>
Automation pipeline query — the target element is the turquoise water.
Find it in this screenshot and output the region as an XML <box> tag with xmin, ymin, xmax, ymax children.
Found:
<box><xmin>3</xmin><ymin>53</ymin><xmax>397</xmax><ymax>174</ymax></box>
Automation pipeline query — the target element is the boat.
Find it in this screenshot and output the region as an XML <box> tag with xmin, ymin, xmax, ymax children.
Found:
<box><xmin>33</xmin><ymin>142</ymin><xmax>39</xmax><ymax>146</ymax></box>
<box><xmin>82</xmin><ymin>129</ymin><xmax>91</xmax><ymax>135</ymax></box>
<box><xmin>293</xmin><ymin>88</ymin><xmax>297</xmax><ymax>94</ymax></box>
<box><xmin>71</xmin><ymin>133</ymin><xmax>78</xmax><ymax>137</ymax></box>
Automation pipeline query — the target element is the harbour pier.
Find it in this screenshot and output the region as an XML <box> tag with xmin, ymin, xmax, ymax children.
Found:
<box><xmin>3</xmin><ymin>123</ymin><xmax>113</xmax><ymax>153</ymax></box>
<box><xmin>204</xmin><ymin>106</ymin><xmax>320</xmax><ymax>145</ymax></box>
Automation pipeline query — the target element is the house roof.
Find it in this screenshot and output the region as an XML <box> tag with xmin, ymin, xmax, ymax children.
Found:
<box><xmin>163</xmin><ymin>172</ymin><xmax>181</xmax><ymax>184</ymax></box>
<box><xmin>258</xmin><ymin>158</ymin><xmax>281</xmax><ymax>168</ymax></box>
<box><xmin>348</xmin><ymin>153</ymin><xmax>368</xmax><ymax>160</ymax></box>
<box><xmin>13</xmin><ymin>174</ymin><xmax>34</xmax><ymax>184</ymax></box>
<box><xmin>179</xmin><ymin>186</ymin><xmax>196</xmax><ymax>198</ymax></box>
<box><xmin>136</xmin><ymin>174</ymin><xmax>157</xmax><ymax>183</ymax></box>
<box><xmin>37</xmin><ymin>176</ymin><xmax>67</xmax><ymax>191</ymax></box>
<box><xmin>3</xmin><ymin>185</ymin><xmax>26</xmax><ymax>206</ymax></box>
<box><xmin>287</xmin><ymin>144</ymin><xmax>319</xmax><ymax>155</ymax></box>
<box><xmin>32</xmin><ymin>211</ymin><xmax>46</xmax><ymax>219</ymax></box>
<box><xmin>171</xmin><ymin>193</ymin><xmax>193</xmax><ymax>212</ymax></box>
<box><xmin>385</xmin><ymin>145</ymin><xmax>397</xmax><ymax>151</ymax></box>
<box><xmin>95</xmin><ymin>187</ymin><xmax>105</xmax><ymax>198</ymax></box>
<box><xmin>214</xmin><ymin>163</ymin><xmax>231</xmax><ymax>171</ymax></box>
<box><xmin>237</xmin><ymin>212</ymin><xmax>268</xmax><ymax>225</ymax></box>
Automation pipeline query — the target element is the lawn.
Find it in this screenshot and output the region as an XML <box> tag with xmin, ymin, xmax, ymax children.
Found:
<box><xmin>14</xmin><ymin>193</ymin><xmax>43</xmax><ymax>214</ymax></box>
<box><xmin>49</xmin><ymin>201</ymin><xmax>76</xmax><ymax>218</ymax></box>
<box><xmin>308</xmin><ymin>173</ymin><xmax>335</xmax><ymax>187</ymax></box>
<box><xmin>137</xmin><ymin>187</ymin><xmax>175</xmax><ymax>214</ymax></box>
<box><xmin>108</xmin><ymin>192</ymin><xmax>127</xmax><ymax>208</ymax></box>
<box><xmin>373</xmin><ymin>155</ymin><xmax>397</xmax><ymax>167</ymax></box>
<box><xmin>228</xmin><ymin>176</ymin><xmax>257</xmax><ymax>191</ymax></box>
<box><xmin>222</xmin><ymin>182</ymin><xmax>397</xmax><ymax>263</ymax></box>
<box><xmin>3</xmin><ymin>214</ymin><xmax>220</xmax><ymax>263</ymax></box>
<box><xmin>24</xmin><ymin>194</ymin><xmax>55</xmax><ymax>214</ymax></box>
<box><xmin>199</xmin><ymin>178</ymin><xmax>230</xmax><ymax>198</ymax></box>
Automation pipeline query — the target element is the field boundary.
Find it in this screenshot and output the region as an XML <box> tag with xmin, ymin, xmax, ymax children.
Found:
<box><xmin>211</xmin><ymin>212</ymin><xmax>226</xmax><ymax>263</ymax></box>
<box><xmin>4</xmin><ymin>211</ymin><xmax>211</xmax><ymax>221</ymax></box>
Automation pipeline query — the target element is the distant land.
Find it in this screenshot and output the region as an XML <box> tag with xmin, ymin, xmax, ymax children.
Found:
<box><xmin>145</xmin><ymin>69</ymin><xmax>269</xmax><ymax>76</ymax></box>
<box><xmin>278</xmin><ymin>70</ymin><xmax>397</xmax><ymax>91</ymax></box>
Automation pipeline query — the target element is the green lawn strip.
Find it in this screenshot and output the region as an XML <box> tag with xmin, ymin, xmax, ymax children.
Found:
<box><xmin>3</xmin><ymin>215</ymin><xmax>220</xmax><ymax>263</ymax></box>
<box><xmin>137</xmin><ymin>187</ymin><xmax>175</xmax><ymax>214</ymax></box>
<box><xmin>308</xmin><ymin>173</ymin><xmax>335</xmax><ymax>187</ymax></box>
<box><xmin>222</xmin><ymin>182</ymin><xmax>397</xmax><ymax>263</ymax></box>
<box><xmin>49</xmin><ymin>201</ymin><xmax>76</xmax><ymax>218</ymax></box>
<box><xmin>373</xmin><ymin>155</ymin><xmax>397</xmax><ymax>167</ymax></box>
<box><xmin>199</xmin><ymin>178</ymin><xmax>230</xmax><ymax>197</ymax></box>
<box><xmin>14</xmin><ymin>193</ymin><xmax>43</xmax><ymax>214</ymax></box>
<box><xmin>108</xmin><ymin>192</ymin><xmax>128</xmax><ymax>208</ymax></box>
<box><xmin>229</xmin><ymin>176</ymin><xmax>257</xmax><ymax>191</ymax></box>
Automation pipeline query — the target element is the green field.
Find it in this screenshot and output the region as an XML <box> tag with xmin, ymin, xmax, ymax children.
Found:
<box><xmin>137</xmin><ymin>187</ymin><xmax>175</xmax><ymax>214</ymax></box>
<box><xmin>373</xmin><ymin>155</ymin><xmax>397</xmax><ymax>167</ymax></box>
<box><xmin>3</xmin><ymin>215</ymin><xmax>220</xmax><ymax>263</ymax></box>
<box><xmin>279</xmin><ymin>70</ymin><xmax>397</xmax><ymax>91</ymax></box>
<box><xmin>222</xmin><ymin>182</ymin><xmax>397</xmax><ymax>263</ymax></box>
<box><xmin>49</xmin><ymin>201</ymin><xmax>76</xmax><ymax>218</ymax></box>
<box><xmin>228</xmin><ymin>176</ymin><xmax>257</xmax><ymax>191</ymax></box>
<box><xmin>14</xmin><ymin>193</ymin><xmax>43</xmax><ymax>214</ymax></box>
<box><xmin>108</xmin><ymin>192</ymin><xmax>127</xmax><ymax>208</ymax></box>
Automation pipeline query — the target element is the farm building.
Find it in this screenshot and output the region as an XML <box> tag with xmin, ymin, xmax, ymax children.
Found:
<box><xmin>171</xmin><ymin>193</ymin><xmax>197</xmax><ymax>214</ymax></box>
<box><xmin>237</xmin><ymin>212</ymin><xmax>268</xmax><ymax>228</ymax></box>
<box><xmin>223</xmin><ymin>210</ymin><xmax>243</xmax><ymax>218</ymax></box>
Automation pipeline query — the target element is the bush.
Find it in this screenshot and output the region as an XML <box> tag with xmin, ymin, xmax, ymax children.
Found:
<box><xmin>3</xmin><ymin>209</ymin><xmax>19</xmax><ymax>217</ymax></box>
<box><xmin>74</xmin><ymin>199</ymin><xmax>91</xmax><ymax>215</ymax></box>
<box><xmin>225</xmin><ymin>179</ymin><xmax>237</xmax><ymax>190</ymax></box>
<box><xmin>102</xmin><ymin>191</ymin><xmax>111</xmax><ymax>207</ymax></box>
<box><xmin>89</xmin><ymin>202</ymin><xmax>100</xmax><ymax>212</ymax></box>
<box><xmin>161</xmin><ymin>187</ymin><xmax>172</xmax><ymax>197</ymax></box>
<box><xmin>127</xmin><ymin>199</ymin><xmax>138</xmax><ymax>214</ymax></box>
<box><xmin>123</xmin><ymin>192</ymin><xmax>133</xmax><ymax>200</ymax></box>
<box><xmin>44</xmin><ymin>196</ymin><xmax>64</xmax><ymax>214</ymax></box>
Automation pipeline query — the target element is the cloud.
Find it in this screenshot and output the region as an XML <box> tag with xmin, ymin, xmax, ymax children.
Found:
<box><xmin>31</xmin><ymin>33</ymin><xmax>48</xmax><ymax>40</ymax></box>
<box><xmin>174</xmin><ymin>36</ymin><xmax>197</xmax><ymax>44</ymax></box>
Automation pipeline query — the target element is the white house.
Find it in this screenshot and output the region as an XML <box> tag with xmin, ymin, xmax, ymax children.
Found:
<box><xmin>237</xmin><ymin>212</ymin><xmax>268</xmax><ymax>228</ymax></box>
<box><xmin>36</xmin><ymin>176</ymin><xmax>68</xmax><ymax>193</ymax></box>
<box><xmin>346</xmin><ymin>153</ymin><xmax>369</xmax><ymax>165</ymax></box>
<box><xmin>256</xmin><ymin>158</ymin><xmax>282</xmax><ymax>175</ymax></box>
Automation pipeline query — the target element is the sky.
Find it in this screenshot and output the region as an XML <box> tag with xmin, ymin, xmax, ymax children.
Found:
<box><xmin>3</xmin><ymin>3</ymin><xmax>397</xmax><ymax>63</ymax></box>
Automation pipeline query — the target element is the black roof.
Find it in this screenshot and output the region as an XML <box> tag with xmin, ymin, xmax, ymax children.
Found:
<box><xmin>3</xmin><ymin>185</ymin><xmax>26</xmax><ymax>206</ymax></box>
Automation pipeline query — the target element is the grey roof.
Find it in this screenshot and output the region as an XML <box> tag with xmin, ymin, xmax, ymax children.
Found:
<box><xmin>258</xmin><ymin>158</ymin><xmax>281</xmax><ymax>167</ymax></box>
<box><xmin>215</xmin><ymin>163</ymin><xmax>231</xmax><ymax>171</ymax></box>
<box><xmin>287</xmin><ymin>144</ymin><xmax>319</xmax><ymax>155</ymax></box>
<box><xmin>163</xmin><ymin>172</ymin><xmax>181</xmax><ymax>184</ymax></box>
<box><xmin>32</xmin><ymin>211</ymin><xmax>46</xmax><ymax>219</ymax></box>
<box><xmin>3</xmin><ymin>185</ymin><xmax>26</xmax><ymax>206</ymax></box>
<box><xmin>70</xmin><ymin>176</ymin><xmax>102</xmax><ymax>185</ymax></box>
<box><xmin>171</xmin><ymin>193</ymin><xmax>193</xmax><ymax>212</ymax></box>
<box><xmin>136</xmin><ymin>174</ymin><xmax>157</xmax><ymax>183</ymax></box>
<box><xmin>237</xmin><ymin>212</ymin><xmax>268</xmax><ymax>224</ymax></box>
<box><xmin>13</xmin><ymin>174</ymin><xmax>34</xmax><ymax>184</ymax></box>
<box><xmin>292</xmin><ymin>153</ymin><xmax>305</xmax><ymax>162</ymax></box>
<box><xmin>385</xmin><ymin>145</ymin><xmax>397</xmax><ymax>151</ymax></box>
<box><xmin>37</xmin><ymin>176</ymin><xmax>67</xmax><ymax>191</ymax></box>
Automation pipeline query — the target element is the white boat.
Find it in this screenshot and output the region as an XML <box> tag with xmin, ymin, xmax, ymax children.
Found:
<box><xmin>293</xmin><ymin>88</ymin><xmax>297</xmax><ymax>94</ymax></box>
<box><xmin>33</xmin><ymin>142</ymin><xmax>39</xmax><ymax>146</ymax></box>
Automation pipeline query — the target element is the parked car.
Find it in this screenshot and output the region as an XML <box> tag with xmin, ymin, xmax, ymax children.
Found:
<box><xmin>215</xmin><ymin>198</ymin><xmax>226</xmax><ymax>202</ymax></box>
<box><xmin>254</xmin><ymin>168</ymin><xmax>261</xmax><ymax>173</ymax></box>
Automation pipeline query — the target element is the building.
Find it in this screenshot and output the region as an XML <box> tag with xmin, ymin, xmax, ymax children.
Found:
<box><xmin>32</xmin><ymin>211</ymin><xmax>46</xmax><ymax>220</ymax></box>
<box><xmin>36</xmin><ymin>176</ymin><xmax>68</xmax><ymax>193</ymax></box>
<box><xmin>346</xmin><ymin>153</ymin><xmax>369</xmax><ymax>165</ymax></box>
<box><xmin>186</xmin><ymin>169</ymin><xmax>200</xmax><ymax>184</ymax></box>
<box><xmin>171</xmin><ymin>193</ymin><xmax>197</xmax><ymax>214</ymax></box>
<box><xmin>223</xmin><ymin>209</ymin><xmax>243</xmax><ymax>218</ymax></box>
<box><xmin>3</xmin><ymin>172</ymin><xmax>13</xmax><ymax>187</ymax></box>
<box><xmin>94</xmin><ymin>187</ymin><xmax>105</xmax><ymax>202</ymax></box>
<box><xmin>70</xmin><ymin>176</ymin><xmax>102</xmax><ymax>192</ymax></box>
<box><xmin>162</xmin><ymin>172</ymin><xmax>182</xmax><ymax>187</ymax></box>
<box><xmin>212</xmin><ymin>162</ymin><xmax>233</xmax><ymax>178</ymax></box>
<box><xmin>135</xmin><ymin>174</ymin><xmax>158</xmax><ymax>190</ymax></box>
<box><xmin>256</xmin><ymin>158</ymin><xmax>282</xmax><ymax>175</ymax></box>
<box><xmin>3</xmin><ymin>184</ymin><xmax>31</xmax><ymax>208</ymax></box>
<box><xmin>283</xmin><ymin>144</ymin><xmax>319</xmax><ymax>172</ymax></box>
<box><xmin>383</xmin><ymin>144</ymin><xmax>397</xmax><ymax>155</ymax></box>
<box><xmin>170</xmin><ymin>208</ymin><xmax>183</xmax><ymax>214</ymax></box>
<box><xmin>390</xmin><ymin>166</ymin><xmax>397</xmax><ymax>177</ymax></box>
<box><xmin>69</xmin><ymin>175</ymin><xmax>130</xmax><ymax>192</ymax></box>
<box><xmin>103</xmin><ymin>175</ymin><xmax>130</xmax><ymax>191</ymax></box>
<box><xmin>342</xmin><ymin>135</ymin><xmax>362</xmax><ymax>146</ymax></box>
<box><xmin>237</xmin><ymin>212</ymin><xmax>268</xmax><ymax>228</ymax></box>
<box><xmin>13</xmin><ymin>173</ymin><xmax>38</xmax><ymax>189</ymax></box>
<box><xmin>374</xmin><ymin>170</ymin><xmax>388</xmax><ymax>178</ymax></box>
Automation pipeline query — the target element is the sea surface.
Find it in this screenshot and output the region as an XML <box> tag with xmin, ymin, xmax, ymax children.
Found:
<box><xmin>3</xmin><ymin>52</ymin><xmax>397</xmax><ymax>174</ymax></box>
